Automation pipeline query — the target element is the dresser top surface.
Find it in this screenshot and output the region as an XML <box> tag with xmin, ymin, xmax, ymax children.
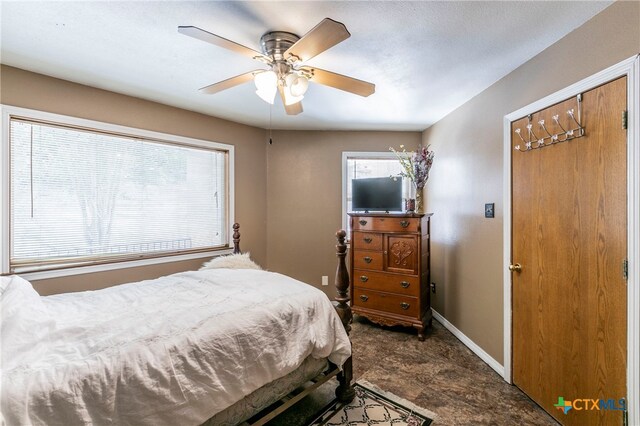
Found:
<box><xmin>348</xmin><ymin>212</ymin><xmax>433</xmax><ymax>218</ymax></box>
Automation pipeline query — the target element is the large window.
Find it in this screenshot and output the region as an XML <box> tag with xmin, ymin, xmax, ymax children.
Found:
<box><xmin>2</xmin><ymin>107</ymin><xmax>233</xmax><ymax>276</ymax></box>
<box><xmin>342</xmin><ymin>152</ymin><xmax>409</xmax><ymax>235</ymax></box>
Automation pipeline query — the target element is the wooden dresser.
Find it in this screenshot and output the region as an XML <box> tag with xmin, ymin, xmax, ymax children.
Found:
<box><xmin>348</xmin><ymin>213</ymin><xmax>433</xmax><ymax>340</ymax></box>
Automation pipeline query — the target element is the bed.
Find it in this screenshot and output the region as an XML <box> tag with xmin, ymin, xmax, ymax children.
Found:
<box><xmin>0</xmin><ymin>225</ymin><xmax>355</xmax><ymax>426</ymax></box>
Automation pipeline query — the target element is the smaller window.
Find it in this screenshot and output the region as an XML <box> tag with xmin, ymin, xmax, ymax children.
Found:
<box><xmin>341</xmin><ymin>152</ymin><xmax>410</xmax><ymax>235</ymax></box>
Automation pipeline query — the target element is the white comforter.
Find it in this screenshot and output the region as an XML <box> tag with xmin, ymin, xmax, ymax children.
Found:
<box><xmin>0</xmin><ymin>269</ymin><xmax>351</xmax><ymax>426</ymax></box>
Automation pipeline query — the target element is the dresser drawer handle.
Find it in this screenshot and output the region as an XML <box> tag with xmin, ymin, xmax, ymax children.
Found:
<box><xmin>360</xmin><ymin>275</ymin><xmax>369</xmax><ymax>282</ymax></box>
<box><xmin>400</xmin><ymin>302</ymin><xmax>410</xmax><ymax>310</ymax></box>
<box><xmin>399</xmin><ymin>220</ymin><xmax>410</xmax><ymax>228</ymax></box>
<box><xmin>400</xmin><ymin>281</ymin><xmax>410</xmax><ymax>288</ymax></box>
<box><xmin>360</xmin><ymin>295</ymin><xmax>369</xmax><ymax>302</ymax></box>
<box><xmin>363</xmin><ymin>256</ymin><xmax>373</xmax><ymax>264</ymax></box>
<box><xmin>359</xmin><ymin>219</ymin><xmax>368</xmax><ymax>226</ymax></box>
<box><xmin>363</xmin><ymin>237</ymin><xmax>373</xmax><ymax>243</ymax></box>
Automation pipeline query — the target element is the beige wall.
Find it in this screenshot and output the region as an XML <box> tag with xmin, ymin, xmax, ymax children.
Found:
<box><xmin>266</xmin><ymin>130</ymin><xmax>421</xmax><ymax>298</ymax></box>
<box><xmin>1</xmin><ymin>65</ymin><xmax>268</xmax><ymax>296</ymax></box>
<box><xmin>422</xmin><ymin>0</ymin><xmax>639</xmax><ymax>363</ymax></box>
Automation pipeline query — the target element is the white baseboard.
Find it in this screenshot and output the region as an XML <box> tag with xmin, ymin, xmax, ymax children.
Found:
<box><xmin>432</xmin><ymin>309</ymin><xmax>505</xmax><ymax>378</ymax></box>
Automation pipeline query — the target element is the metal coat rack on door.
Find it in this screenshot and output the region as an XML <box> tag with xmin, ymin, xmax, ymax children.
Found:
<box><xmin>513</xmin><ymin>94</ymin><xmax>586</xmax><ymax>152</ymax></box>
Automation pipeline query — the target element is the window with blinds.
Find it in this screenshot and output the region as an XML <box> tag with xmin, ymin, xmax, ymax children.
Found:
<box><xmin>343</xmin><ymin>154</ymin><xmax>410</xmax><ymax>235</ymax></box>
<box><xmin>8</xmin><ymin>117</ymin><xmax>229</xmax><ymax>272</ymax></box>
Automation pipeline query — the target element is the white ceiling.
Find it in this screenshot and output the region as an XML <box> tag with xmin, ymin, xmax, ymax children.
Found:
<box><xmin>1</xmin><ymin>1</ymin><xmax>611</xmax><ymax>131</ymax></box>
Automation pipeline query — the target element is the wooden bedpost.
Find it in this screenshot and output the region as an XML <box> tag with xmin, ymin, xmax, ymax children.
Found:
<box><xmin>334</xmin><ymin>230</ymin><xmax>352</xmax><ymax>334</ymax></box>
<box><xmin>334</xmin><ymin>229</ymin><xmax>355</xmax><ymax>403</ymax></box>
<box><xmin>232</xmin><ymin>223</ymin><xmax>241</xmax><ymax>254</ymax></box>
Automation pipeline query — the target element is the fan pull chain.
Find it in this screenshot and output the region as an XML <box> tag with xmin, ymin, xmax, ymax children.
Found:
<box><xmin>269</xmin><ymin>103</ymin><xmax>273</xmax><ymax>145</ymax></box>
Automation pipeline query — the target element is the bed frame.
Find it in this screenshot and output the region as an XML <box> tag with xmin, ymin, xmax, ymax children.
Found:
<box><xmin>231</xmin><ymin>223</ymin><xmax>355</xmax><ymax>425</ymax></box>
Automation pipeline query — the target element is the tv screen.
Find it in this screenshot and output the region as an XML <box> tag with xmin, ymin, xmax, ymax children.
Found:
<box><xmin>351</xmin><ymin>177</ymin><xmax>402</xmax><ymax>212</ymax></box>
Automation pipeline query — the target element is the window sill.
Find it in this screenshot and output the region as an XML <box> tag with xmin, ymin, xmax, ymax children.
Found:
<box><xmin>15</xmin><ymin>249</ymin><xmax>233</xmax><ymax>282</ymax></box>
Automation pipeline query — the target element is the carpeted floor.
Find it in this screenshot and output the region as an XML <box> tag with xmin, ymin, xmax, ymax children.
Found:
<box><xmin>269</xmin><ymin>316</ymin><xmax>558</xmax><ymax>425</ymax></box>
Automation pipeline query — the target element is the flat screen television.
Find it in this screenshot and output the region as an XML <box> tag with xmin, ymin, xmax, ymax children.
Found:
<box><xmin>351</xmin><ymin>177</ymin><xmax>403</xmax><ymax>212</ymax></box>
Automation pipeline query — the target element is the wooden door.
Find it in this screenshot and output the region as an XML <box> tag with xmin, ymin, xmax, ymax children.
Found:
<box><xmin>511</xmin><ymin>77</ymin><xmax>627</xmax><ymax>425</ymax></box>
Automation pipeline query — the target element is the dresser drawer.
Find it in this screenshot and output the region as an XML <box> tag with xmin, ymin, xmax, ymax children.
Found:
<box><xmin>352</xmin><ymin>231</ymin><xmax>383</xmax><ymax>251</ymax></box>
<box><xmin>352</xmin><ymin>216</ymin><xmax>420</xmax><ymax>233</ymax></box>
<box><xmin>353</xmin><ymin>288</ymin><xmax>419</xmax><ymax>317</ymax></box>
<box><xmin>353</xmin><ymin>269</ymin><xmax>419</xmax><ymax>297</ymax></box>
<box><xmin>353</xmin><ymin>250</ymin><xmax>384</xmax><ymax>271</ymax></box>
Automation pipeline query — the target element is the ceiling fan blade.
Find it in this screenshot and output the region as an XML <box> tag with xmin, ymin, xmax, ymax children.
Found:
<box><xmin>284</xmin><ymin>100</ymin><xmax>303</xmax><ymax>115</ymax></box>
<box><xmin>199</xmin><ymin>71</ymin><xmax>260</xmax><ymax>94</ymax></box>
<box><xmin>284</xmin><ymin>18</ymin><xmax>350</xmax><ymax>63</ymax></box>
<box><xmin>301</xmin><ymin>66</ymin><xmax>375</xmax><ymax>97</ymax></box>
<box><xmin>278</xmin><ymin>86</ymin><xmax>303</xmax><ymax>115</ymax></box>
<box><xmin>178</xmin><ymin>26</ymin><xmax>271</xmax><ymax>63</ymax></box>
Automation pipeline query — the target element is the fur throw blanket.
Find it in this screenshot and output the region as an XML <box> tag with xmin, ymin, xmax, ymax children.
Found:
<box><xmin>200</xmin><ymin>252</ymin><xmax>262</xmax><ymax>271</ymax></box>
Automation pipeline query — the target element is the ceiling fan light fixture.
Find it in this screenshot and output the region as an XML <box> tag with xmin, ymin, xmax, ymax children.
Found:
<box><xmin>256</xmin><ymin>87</ymin><xmax>277</xmax><ymax>104</ymax></box>
<box><xmin>282</xmin><ymin>84</ymin><xmax>304</xmax><ymax>106</ymax></box>
<box><xmin>290</xmin><ymin>75</ymin><xmax>309</xmax><ymax>97</ymax></box>
<box><xmin>284</xmin><ymin>72</ymin><xmax>309</xmax><ymax>97</ymax></box>
<box><xmin>254</xmin><ymin>70</ymin><xmax>277</xmax><ymax>103</ymax></box>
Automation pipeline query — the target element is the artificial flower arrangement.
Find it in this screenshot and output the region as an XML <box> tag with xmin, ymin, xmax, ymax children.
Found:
<box><xmin>389</xmin><ymin>144</ymin><xmax>434</xmax><ymax>212</ymax></box>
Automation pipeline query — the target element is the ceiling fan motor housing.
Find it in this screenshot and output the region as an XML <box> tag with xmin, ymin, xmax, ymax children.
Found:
<box><xmin>260</xmin><ymin>31</ymin><xmax>300</xmax><ymax>62</ymax></box>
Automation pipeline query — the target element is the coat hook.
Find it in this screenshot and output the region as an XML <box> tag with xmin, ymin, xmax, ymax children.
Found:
<box><xmin>514</xmin><ymin>94</ymin><xmax>585</xmax><ymax>153</ymax></box>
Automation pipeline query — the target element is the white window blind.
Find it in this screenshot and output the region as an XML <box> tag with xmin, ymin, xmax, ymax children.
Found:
<box><xmin>9</xmin><ymin>118</ymin><xmax>228</xmax><ymax>272</ymax></box>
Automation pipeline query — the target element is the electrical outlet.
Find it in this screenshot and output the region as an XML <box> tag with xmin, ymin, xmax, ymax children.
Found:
<box><xmin>322</xmin><ymin>276</ymin><xmax>329</xmax><ymax>286</ymax></box>
<box><xmin>431</xmin><ymin>282</ymin><xmax>436</xmax><ymax>293</ymax></box>
<box><xmin>485</xmin><ymin>203</ymin><xmax>495</xmax><ymax>218</ymax></box>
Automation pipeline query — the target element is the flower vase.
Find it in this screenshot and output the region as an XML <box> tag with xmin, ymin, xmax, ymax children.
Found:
<box><xmin>415</xmin><ymin>187</ymin><xmax>423</xmax><ymax>214</ymax></box>
<box><xmin>405</xmin><ymin>184</ymin><xmax>416</xmax><ymax>212</ymax></box>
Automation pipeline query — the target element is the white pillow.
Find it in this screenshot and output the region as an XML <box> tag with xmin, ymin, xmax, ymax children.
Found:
<box><xmin>1</xmin><ymin>276</ymin><xmax>56</xmax><ymax>369</ymax></box>
<box><xmin>200</xmin><ymin>252</ymin><xmax>262</xmax><ymax>271</ymax></box>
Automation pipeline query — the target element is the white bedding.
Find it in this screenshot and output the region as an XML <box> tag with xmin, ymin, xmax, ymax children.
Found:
<box><xmin>0</xmin><ymin>269</ymin><xmax>351</xmax><ymax>426</ymax></box>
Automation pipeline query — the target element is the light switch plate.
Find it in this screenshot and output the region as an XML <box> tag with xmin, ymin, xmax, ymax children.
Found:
<box><xmin>485</xmin><ymin>203</ymin><xmax>495</xmax><ymax>218</ymax></box>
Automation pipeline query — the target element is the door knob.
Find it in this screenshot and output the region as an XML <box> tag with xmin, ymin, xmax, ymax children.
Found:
<box><xmin>509</xmin><ymin>263</ymin><xmax>522</xmax><ymax>272</ymax></box>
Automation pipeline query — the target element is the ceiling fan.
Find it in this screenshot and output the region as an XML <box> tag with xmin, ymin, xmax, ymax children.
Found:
<box><xmin>178</xmin><ymin>18</ymin><xmax>375</xmax><ymax>115</ymax></box>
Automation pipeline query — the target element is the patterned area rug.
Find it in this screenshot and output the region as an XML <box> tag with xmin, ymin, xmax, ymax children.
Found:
<box><xmin>308</xmin><ymin>380</ymin><xmax>434</xmax><ymax>426</ymax></box>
